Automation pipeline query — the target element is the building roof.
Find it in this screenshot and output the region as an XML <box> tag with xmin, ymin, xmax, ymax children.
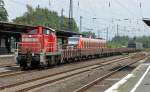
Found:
<box><xmin>143</xmin><ymin>18</ymin><xmax>150</xmax><ymax>26</ymax></box>
<box><xmin>0</xmin><ymin>21</ymin><xmax>82</xmax><ymax>36</ymax></box>
<box><xmin>56</xmin><ymin>29</ymin><xmax>82</xmax><ymax>37</ymax></box>
<box><xmin>0</xmin><ymin>21</ymin><xmax>35</xmax><ymax>33</ymax></box>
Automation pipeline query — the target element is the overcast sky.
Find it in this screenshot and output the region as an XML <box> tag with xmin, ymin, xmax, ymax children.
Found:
<box><xmin>4</xmin><ymin>0</ymin><xmax>150</xmax><ymax>39</ymax></box>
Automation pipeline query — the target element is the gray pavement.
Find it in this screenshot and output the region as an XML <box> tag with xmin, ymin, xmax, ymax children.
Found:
<box><xmin>105</xmin><ymin>58</ymin><xmax>150</xmax><ymax>92</ymax></box>
<box><xmin>133</xmin><ymin>64</ymin><xmax>150</xmax><ymax>92</ymax></box>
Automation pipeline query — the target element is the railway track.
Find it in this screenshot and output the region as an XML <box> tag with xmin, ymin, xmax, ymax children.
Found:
<box><xmin>0</xmin><ymin>55</ymin><xmax>133</xmax><ymax>92</ymax></box>
<box><xmin>0</xmin><ymin>55</ymin><xmax>129</xmax><ymax>78</ymax></box>
<box><xmin>0</xmin><ymin>52</ymin><xmax>140</xmax><ymax>78</ymax></box>
<box><xmin>73</xmin><ymin>57</ymin><xmax>146</xmax><ymax>92</ymax></box>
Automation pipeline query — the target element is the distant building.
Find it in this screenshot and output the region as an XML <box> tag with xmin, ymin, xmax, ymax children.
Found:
<box><xmin>128</xmin><ymin>41</ymin><xmax>143</xmax><ymax>50</ymax></box>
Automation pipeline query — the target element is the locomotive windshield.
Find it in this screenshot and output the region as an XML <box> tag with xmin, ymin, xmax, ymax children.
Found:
<box><xmin>68</xmin><ymin>37</ymin><xmax>79</xmax><ymax>45</ymax></box>
<box><xmin>28</xmin><ymin>29</ymin><xmax>38</xmax><ymax>34</ymax></box>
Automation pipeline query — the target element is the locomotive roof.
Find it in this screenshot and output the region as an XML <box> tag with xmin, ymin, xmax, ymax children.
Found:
<box><xmin>42</xmin><ymin>26</ymin><xmax>55</xmax><ymax>32</ymax></box>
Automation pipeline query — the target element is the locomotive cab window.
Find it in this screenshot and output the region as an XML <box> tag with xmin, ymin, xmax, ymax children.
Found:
<box><xmin>68</xmin><ymin>37</ymin><xmax>79</xmax><ymax>44</ymax></box>
<box><xmin>68</xmin><ymin>37</ymin><xmax>79</xmax><ymax>48</ymax></box>
<box><xmin>43</xmin><ymin>29</ymin><xmax>50</xmax><ymax>35</ymax></box>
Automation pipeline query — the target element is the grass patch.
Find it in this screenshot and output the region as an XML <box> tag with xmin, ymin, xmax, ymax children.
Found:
<box><xmin>144</xmin><ymin>48</ymin><xmax>150</xmax><ymax>52</ymax></box>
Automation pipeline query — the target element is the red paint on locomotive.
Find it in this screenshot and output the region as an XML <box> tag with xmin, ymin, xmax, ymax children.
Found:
<box><xmin>19</xmin><ymin>26</ymin><xmax>57</xmax><ymax>54</ymax></box>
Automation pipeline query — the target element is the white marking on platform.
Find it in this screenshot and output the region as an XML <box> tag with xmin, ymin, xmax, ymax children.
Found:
<box><xmin>0</xmin><ymin>67</ymin><xmax>11</xmax><ymax>72</ymax></box>
<box><xmin>105</xmin><ymin>74</ymin><xmax>133</xmax><ymax>92</ymax></box>
<box><xmin>94</xmin><ymin>84</ymin><xmax>106</xmax><ymax>87</ymax></box>
<box><xmin>0</xmin><ymin>54</ymin><xmax>14</xmax><ymax>58</ymax></box>
<box><xmin>142</xmin><ymin>63</ymin><xmax>150</xmax><ymax>66</ymax></box>
<box><xmin>139</xmin><ymin>58</ymin><xmax>148</xmax><ymax>63</ymax></box>
<box><xmin>106</xmin><ymin>78</ymin><xmax>121</xmax><ymax>81</ymax></box>
<box><xmin>0</xmin><ymin>65</ymin><xmax>19</xmax><ymax>68</ymax></box>
<box><xmin>130</xmin><ymin>65</ymin><xmax>150</xmax><ymax>92</ymax></box>
<box><xmin>0</xmin><ymin>65</ymin><xmax>19</xmax><ymax>73</ymax></box>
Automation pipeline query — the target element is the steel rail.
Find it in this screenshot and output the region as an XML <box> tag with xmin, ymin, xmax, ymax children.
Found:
<box><xmin>0</xmin><ymin>55</ymin><xmax>128</xmax><ymax>78</ymax></box>
<box><xmin>0</xmin><ymin>56</ymin><xmax>131</xmax><ymax>91</ymax></box>
<box><xmin>73</xmin><ymin>57</ymin><xmax>146</xmax><ymax>92</ymax></box>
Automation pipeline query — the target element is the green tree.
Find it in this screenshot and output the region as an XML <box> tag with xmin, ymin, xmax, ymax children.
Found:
<box><xmin>13</xmin><ymin>5</ymin><xmax>79</xmax><ymax>32</ymax></box>
<box><xmin>108</xmin><ymin>36</ymin><xmax>131</xmax><ymax>48</ymax></box>
<box><xmin>109</xmin><ymin>35</ymin><xmax>150</xmax><ymax>48</ymax></box>
<box><xmin>60</xmin><ymin>17</ymin><xmax>78</xmax><ymax>32</ymax></box>
<box><xmin>111</xmin><ymin>36</ymin><xmax>130</xmax><ymax>46</ymax></box>
<box><xmin>0</xmin><ymin>0</ymin><xmax>8</xmax><ymax>21</ymax></box>
<box><xmin>135</xmin><ymin>36</ymin><xmax>150</xmax><ymax>48</ymax></box>
<box><xmin>82</xmin><ymin>31</ymin><xmax>96</xmax><ymax>38</ymax></box>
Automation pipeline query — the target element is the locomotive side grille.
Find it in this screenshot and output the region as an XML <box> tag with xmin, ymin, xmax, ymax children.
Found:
<box><xmin>22</xmin><ymin>38</ymin><xmax>38</xmax><ymax>42</ymax></box>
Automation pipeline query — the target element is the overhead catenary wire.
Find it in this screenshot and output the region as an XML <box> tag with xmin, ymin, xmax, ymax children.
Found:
<box><xmin>56</xmin><ymin>0</ymin><xmax>114</xmax><ymax>28</ymax></box>
<box><xmin>5</xmin><ymin>0</ymin><xmax>144</xmax><ymax>22</ymax></box>
<box><xmin>5</xmin><ymin>0</ymin><xmax>150</xmax><ymax>37</ymax></box>
<box><xmin>132</xmin><ymin>0</ymin><xmax>144</xmax><ymax>18</ymax></box>
<box><xmin>128</xmin><ymin>0</ymin><xmax>143</xmax><ymax>19</ymax></box>
<box><xmin>73</xmin><ymin>0</ymin><xmax>129</xmax><ymax>24</ymax></box>
<box><xmin>8</xmin><ymin>0</ymin><xmax>139</xmax><ymax>26</ymax></box>
<box><xmin>112</xmin><ymin>0</ymin><xmax>137</xmax><ymax>17</ymax></box>
<box><xmin>9</xmin><ymin>0</ymin><xmax>27</xmax><ymax>6</ymax></box>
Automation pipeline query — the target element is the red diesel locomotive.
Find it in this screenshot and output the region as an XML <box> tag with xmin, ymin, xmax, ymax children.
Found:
<box><xmin>17</xmin><ymin>26</ymin><xmax>60</xmax><ymax>68</ymax></box>
<box><xmin>16</xmin><ymin>26</ymin><xmax>135</xmax><ymax>69</ymax></box>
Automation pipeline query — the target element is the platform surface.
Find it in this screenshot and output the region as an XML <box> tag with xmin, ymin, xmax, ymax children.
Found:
<box><xmin>105</xmin><ymin>58</ymin><xmax>150</xmax><ymax>92</ymax></box>
<box><xmin>118</xmin><ymin>59</ymin><xmax>150</xmax><ymax>92</ymax></box>
<box><xmin>131</xmin><ymin>63</ymin><xmax>150</xmax><ymax>92</ymax></box>
<box><xmin>0</xmin><ymin>54</ymin><xmax>14</xmax><ymax>58</ymax></box>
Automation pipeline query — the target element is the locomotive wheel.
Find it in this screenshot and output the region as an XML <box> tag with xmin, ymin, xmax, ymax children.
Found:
<box><xmin>46</xmin><ymin>59</ymin><xmax>51</xmax><ymax>67</ymax></box>
<box><xmin>74</xmin><ymin>57</ymin><xmax>78</xmax><ymax>62</ymax></box>
<box><xmin>55</xmin><ymin>55</ymin><xmax>61</xmax><ymax>65</ymax></box>
<box><xmin>46</xmin><ymin>56</ymin><xmax>56</xmax><ymax>66</ymax></box>
<box><xmin>77</xmin><ymin>57</ymin><xmax>80</xmax><ymax>62</ymax></box>
<box><xmin>20</xmin><ymin>61</ymin><xmax>27</xmax><ymax>70</ymax></box>
<box><xmin>31</xmin><ymin>60</ymin><xmax>40</xmax><ymax>68</ymax></box>
<box><xmin>17</xmin><ymin>56</ymin><xmax>27</xmax><ymax>69</ymax></box>
<box><xmin>51</xmin><ymin>56</ymin><xmax>56</xmax><ymax>65</ymax></box>
<box><xmin>31</xmin><ymin>57</ymin><xmax>40</xmax><ymax>68</ymax></box>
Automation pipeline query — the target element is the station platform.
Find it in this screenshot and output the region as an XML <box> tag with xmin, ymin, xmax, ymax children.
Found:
<box><xmin>0</xmin><ymin>54</ymin><xmax>16</xmax><ymax>66</ymax></box>
<box><xmin>0</xmin><ymin>54</ymin><xmax>15</xmax><ymax>61</ymax></box>
<box><xmin>105</xmin><ymin>57</ymin><xmax>150</xmax><ymax>92</ymax></box>
<box><xmin>0</xmin><ymin>54</ymin><xmax>14</xmax><ymax>58</ymax></box>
